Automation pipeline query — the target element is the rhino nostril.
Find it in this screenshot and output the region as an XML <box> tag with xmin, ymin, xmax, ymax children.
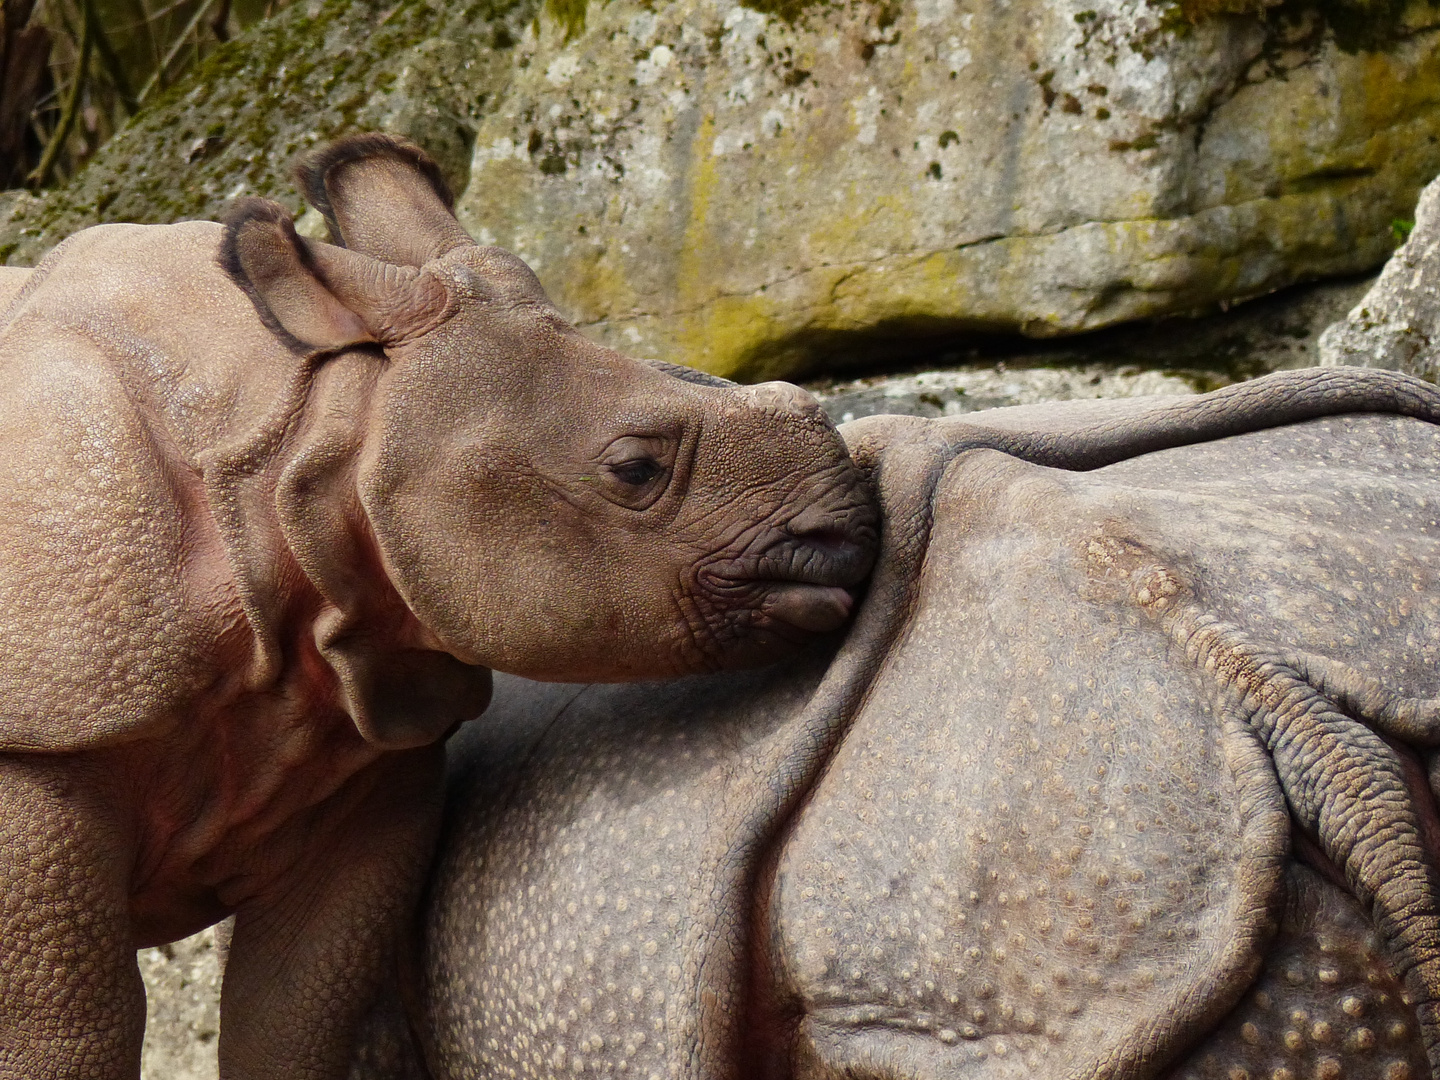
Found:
<box><xmin>785</xmin><ymin>522</ymin><xmax>847</xmax><ymax>545</ymax></box>
<box><xmin>784</xmin><ymin>500</ymin><xmax>873</xmax><ymax>541</ymax></box>
<box><xmin>781</xmin><ymin>511</ymin><xmax>878</xmax><ymax>583</ymax></box>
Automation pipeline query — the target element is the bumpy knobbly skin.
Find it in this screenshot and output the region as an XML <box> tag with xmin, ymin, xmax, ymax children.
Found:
<box><xmin>0</xmin><ymin>134</ymin><xmax>876</xmax><ymax>1080</ymax></box>
<box><xmin>397</xmin><ymin>369</ymin><xmax>1440</xmax><ymax>1080</ymax></box>
<box><xmin>1168</xmin><ymin>863</ymin><xmax>1429</xmax><ymax>1080</ymax></box>
<box><xmin>0</xmin><ymin>267</ymin><xmax>28</xmax><ymax>310</ymax></box>
<box><xmin>776</xmin><ymin>410</ymin><xmax>1440</xmax><ymax>1079</ymax></box>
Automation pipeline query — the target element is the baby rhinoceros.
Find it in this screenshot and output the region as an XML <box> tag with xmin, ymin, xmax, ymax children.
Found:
<box><xmin>0</xmin><ymin>134</ymin><xmax>877</xmax><ymax>1080</ymax></box>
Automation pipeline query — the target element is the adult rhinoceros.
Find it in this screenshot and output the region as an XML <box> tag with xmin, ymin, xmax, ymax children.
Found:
<box><xmin>359</xmin><ymin>367</ymin><xmax>1440</xmax><ymax>1080</ymax></box>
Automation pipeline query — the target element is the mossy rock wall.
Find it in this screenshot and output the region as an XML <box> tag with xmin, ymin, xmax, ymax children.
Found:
<box><xmin>3</xmin><ymin>0</ymin><xmax>1439</xmax><ymax>381</ymax></box>
<box><xmin>0</xmin><ymin>0</ymin><xmax>533</xmax><ymax>262</ymax></box>
<box><xmin>463</xmin><ymin>0</ymin><xmax>1440</xmax><ymax>379</ymax></box>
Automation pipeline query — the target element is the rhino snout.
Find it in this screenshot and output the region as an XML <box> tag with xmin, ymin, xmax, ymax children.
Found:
<box><xmin>766</xmin><ymin>530</ymin><xmax>874</xmax><ymax>589</ymax></box>
<box><xmin>704</xmin><ymin>513</ymin><xmax>875</xmax><ymax>588</ymax></box>
<box><xmin>697</xmin><ymin>510</ymin><xmax>875</xmax><ymax>637</ymax></box>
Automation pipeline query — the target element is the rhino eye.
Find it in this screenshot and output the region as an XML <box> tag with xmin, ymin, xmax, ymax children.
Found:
<box><xmin>610</xmin><ymin>458</ymin><xmax>663</xmax><ymax>487</ymax></box>
<box><xmin>595</xmin><ymin>434</ymin><xmax>677</xmax><ymax>510</ymax></box>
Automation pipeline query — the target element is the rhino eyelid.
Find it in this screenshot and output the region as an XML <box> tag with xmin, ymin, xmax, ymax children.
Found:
<box><xmin>608</xmin><ymin>458</ymin><xmax>665</xmax><ymax>486</ymax></box>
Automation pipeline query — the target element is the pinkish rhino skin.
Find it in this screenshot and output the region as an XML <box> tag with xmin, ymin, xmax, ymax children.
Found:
<box><xmin>0</xmin><ymin>134</ymin><xmax>877</xmax><ymax>1080</ymax></box>
<box><xmin>0</xmin><ymin>266</ymin><xmax>27</xmax><ymax>311</ymax></box>
<box><xmin>371</xmin><ymin>369</ymin><xmax>1440</xmax><ymax>1080</ymax></box>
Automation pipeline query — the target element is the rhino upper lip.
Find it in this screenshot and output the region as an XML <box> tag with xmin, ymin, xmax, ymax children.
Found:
<box><xmin>700</xmin><ymin>528</ymin><xmax>876</xmax><ymax>594</ymax></box>
<box><xmin>694</xmin><ymin>489</ymin><xmax>878</xmax><ymax>639</ymax></box>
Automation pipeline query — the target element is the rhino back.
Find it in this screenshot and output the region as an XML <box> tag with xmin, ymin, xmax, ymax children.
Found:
<box><xmin>773</xmin><ymin>445</ymin><xmax>1282</xmax><ymax>1078</ymax></box>
<box><xmin>0</xmin><ymin>221</ymin><xmax>302</xmax><ymax>750</ymax></box>
<box><xmin>3</xmin><ymin>222</ymin><xmax>303</xmax><ymax>459</ymax></box>
<box><xmin>0</xmin><ymin>326</ymin><xmax>211</xmax><ymax>748</ymax></box>
<box><xmin>774</xmin><ymin>414</ymin><xmax>1440</xmax><ymax>1079</ymax></box>
<box><xmin>1094</xmin><ymin>415</ymin><xmax>1440</xmax><ymax>687</ymax></box>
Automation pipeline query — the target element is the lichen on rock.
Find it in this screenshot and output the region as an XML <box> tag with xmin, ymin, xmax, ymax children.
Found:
<box><xmin>1320</xmin><ymin>173</ymin><xmax>1440</xmax><ymax>381</ymax></box>
<box><xmin>0</xmin><ymin>0</ymin><xmax>531</xmax><ymax>265</ymax></box>
<box><xmin>456</xmin><ymin>0</ymin><xmax>1440</xmax><ymax>379</ymax></box>
<box><xmin>3</xmin><ymin>0</ymin><xmax>1438</xmax><ymax>381</ymax></box>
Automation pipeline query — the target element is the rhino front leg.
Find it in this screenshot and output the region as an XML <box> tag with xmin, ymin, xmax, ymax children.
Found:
<box><xmin>0</xmin><ymin>753</ymin><xmax>145</xmax><ymax>1079</ymax></box>
<box><xmin>218</xmin><ymin>746</ymin><xmax>443</xmax><ymax>1080</ymax></box>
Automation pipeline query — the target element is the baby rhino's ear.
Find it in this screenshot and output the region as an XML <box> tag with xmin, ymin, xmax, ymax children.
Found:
<box><xmin>220</xmin><ymin>198</ymin><xmax>450</xmax><ymax>353</ymax></box>
<box><xmin>295</xmin><ymin>132</ymin><xmax>474</xmax><ymax>267</ymax></box>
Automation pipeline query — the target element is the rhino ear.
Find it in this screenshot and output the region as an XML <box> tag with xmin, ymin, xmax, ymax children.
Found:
<box><xmin>295</xmin><ymin>133</ymin><xmax>474</xmax><ymax>267</ymax></box>
<box><xmin>220</xmin><ymin>197</ymin><xmax>450</xmax><ymax>353</ymax></box>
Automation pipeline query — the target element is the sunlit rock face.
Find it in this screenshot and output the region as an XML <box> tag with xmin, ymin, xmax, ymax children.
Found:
<box><xmin>456</xmin><ymin>0</ymin><xmax>1440</xmax><ymax>380</ymax></box>
<box><xmin>1321</xmin><ymin>172</ymin><xmax>1440</xmax><ymax>384</ymax></box>
<box><xmin>2</xmin><ymin>0</ymin><xmax>1437</xmax><ymax>384</ymax></box>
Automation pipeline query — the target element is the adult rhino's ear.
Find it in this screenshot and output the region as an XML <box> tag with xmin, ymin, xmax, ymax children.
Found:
<box><xmin>220</xmin><ymin>197</ymin><xmax>451</xmax><ymax>353</ymax></box>
<box><xmin>644</xmin><ymin>360</ymin><xmax>738</xmax><ymax>388</ymax></box>
<box><xmin>295</xmin><ymin>133</ymin><xmax>475</xmax><ymax>268</ymax></box>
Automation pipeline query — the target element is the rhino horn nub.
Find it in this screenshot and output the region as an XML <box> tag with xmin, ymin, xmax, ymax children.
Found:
<box><xmin>295</xmin><ymin>133</ymin><xmax>475</xmax><ymax>269</ymax></box>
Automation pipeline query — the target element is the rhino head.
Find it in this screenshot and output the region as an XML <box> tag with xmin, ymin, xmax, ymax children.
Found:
<box><xmin>220</xmin><ymin>135</ymin><xmax>877</xmax><ymax>716</ymax></box>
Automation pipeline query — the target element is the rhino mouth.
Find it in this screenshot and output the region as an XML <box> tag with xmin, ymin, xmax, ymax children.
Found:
<box><xmin>756</xmin><ymin>581</ymin><xmax>855</xmax><ymax>633</ymax></box>
<box><xmin>699</xmin><ymin>522</ymin><xmax>878</xmax><ymax>636</ymax></box>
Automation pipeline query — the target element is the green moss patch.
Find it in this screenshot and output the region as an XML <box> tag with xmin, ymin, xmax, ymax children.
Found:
<box><xmin>1</xmin><ymin>0</ymin><xmax>536</xmax><ymax>264</ymax></box>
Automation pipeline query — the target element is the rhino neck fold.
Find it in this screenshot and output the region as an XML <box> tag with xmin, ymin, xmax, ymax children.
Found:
<box><xmin>711</xmin><ymin>427</ymin><xmax>972</xmax><ymax>1077</ymax></box>
<box><xmin>273</xmin><ymin>350</ymin><xmax>493</xmax><ymax>751</ymax></box>
<box><xmin>199</xmin><ymin>345</ymin><xmax>489</xmax><ymax>750</ymax></box>
<box><xmin>197</xmin><ymin>347</ymin><xmax>335</xmax><ymax>692</ymax></box>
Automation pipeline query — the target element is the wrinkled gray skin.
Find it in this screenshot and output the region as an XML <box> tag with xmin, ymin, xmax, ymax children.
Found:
<box><xmin>370</xmin><ymin>368</ymin><xmax>1440</xmax><ymax>1080</ymax></box>
<box><xmin>0</xmin><ymin>135</ymin><xmax>876</xmax><ymax>1080</ymax></box>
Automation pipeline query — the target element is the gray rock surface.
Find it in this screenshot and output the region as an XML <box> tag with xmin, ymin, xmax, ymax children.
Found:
<box><xmin>139</xmin><ymin>930</ymin><xmax>222</xmax><ymax>1080</ymax></box>
<box><xmin>810</xmin><ymin>272</ymin><xmax>1375</xmax><ymax>420</ymax></box>
<box><xmin>458</xmin><ymin>0</ymin><xmax>1440</xmax><ymax>380</ymax></box>
<box><xmin>813</xmin><ymin>364</ymin><xmax>1198</xmax><ymax>423</ymax></box>
<box><xmin>1</xmin><ymin>0</ymin><xmax>1436</xmax><ymax>381</ymax></box>
<box><xmin>1321</xmin><ymin>176</ymin><xmax>1440</xmax><ymax>382</ymax></box>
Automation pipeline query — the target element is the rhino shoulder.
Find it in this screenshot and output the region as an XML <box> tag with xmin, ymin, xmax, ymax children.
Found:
<box><xmin>779</xmin><ymin>411</ymin><xmax>1440</xmax><ymax>1079</ymax></box>
<box><xmin>0</xmin><ymin>323</ymin><xmax>222</xmax><ymax>752</ymax></box>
